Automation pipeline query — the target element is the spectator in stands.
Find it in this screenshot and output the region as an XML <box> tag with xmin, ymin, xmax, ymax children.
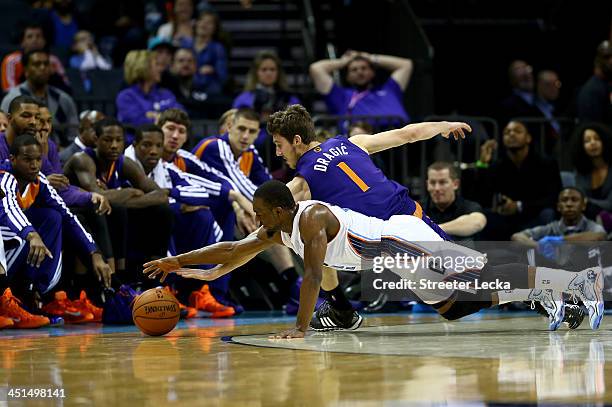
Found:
<box><xmin>0</xmin><ymin>111</ymin><xmax>7</xmax><ymax>133</ymax></box>
<box><xmin>498</xmin><ymin>60</ymin><xmax>558</xmax><ymax>138</ymax></box>
<box><xmin>116</xmin><ymin>49</ymin><xmax>183</xmax><ymax>129</ymax></box>
<box><xmin>571</xmin><ymin>122</ymin><xmax>612</xmax><ymax>229</ymax></box>
<box><xmin>192</xmin><ymin>10</ymin><xmax>227</xmax><ymax>95</ymax></box>
<box><xmin>162</xmin><ymin>47</ymin><xmax>211</xmax><ymax>118</ymax></box>
<box><xmin>422</xmin><ymin>161</ymin><xmax>487</xmax><ymax>242</ymax></box>
<box><xmin>512</xmin><ymin>187</ymin><xmax>606</xmax><ymax>261</ymax></box>
<box><xmin>50</xmin><ymin>0</ymin><xmax>79</xmax><ymax>50</ymax></box>
<box><xmin>309</xmin><ymin>50</ymin><xmax>412</xmax><ymax>122</ymax></box>
<box><xmin>233</xmin><ymin>51</ymin><xmax>300</xmax><ymax>146</ymax></box>
<box><xmin>1</xmin><ymin>22</ymin><xmax>69</xmax><ymax>92</ymax></box>
<box><xmin>69</xmin><ymin>30</ymin><xmax>112</xmax><ymax>71</ymax></box>
<box><xmin>1</xmin><ymin>49</ymin><xmax>79</xmax><ymax>146</ymax></box>
<box><xmin>577</xmin><ymin>40</ymin><xmax>612</xmax><ymax>125</ymax></box>
<box><xmin>156</xmin><ymin>0</ymin><xmax>195</xmax><ymax>48</ymax></box>
<box><xmin>477</xmin><ymin>120</ymin><xmax>562</xmax><ymax>240</ymax></box>
<box><xmin>60</xmin><ymin>110</ymin><xmax>105</xmax><ymax>165</ymax></box>
<box><xmin>535</xmin><ymin>70</ymin><xmax>562</xmax><ymax>136</ymax></box>
<box><xmin>233</xmin><ymin>51</ymin><xmax>301</xmax><ymax>121</ymax></box>
<box><xmin>148</xmin><ymin>37</ymin><xmax>176</xmax><ymax>76</ymax></box>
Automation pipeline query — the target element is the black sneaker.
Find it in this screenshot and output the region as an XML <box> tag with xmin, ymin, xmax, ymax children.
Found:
<box><xmin>309</xmin><ymin>300</ymin><xmax>363</xmax><ymax>331</ymax></box>
<box><xmin>563</xmin><ymin>304</ymin><xmax>585</xmax><ymax>330</ymax></box>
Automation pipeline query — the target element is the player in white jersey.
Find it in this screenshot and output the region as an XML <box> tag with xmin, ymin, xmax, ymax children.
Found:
<box><xmin>144</xmin><ymin>181</ymin><xmax>604</xmax><ymax>338</ymax></box>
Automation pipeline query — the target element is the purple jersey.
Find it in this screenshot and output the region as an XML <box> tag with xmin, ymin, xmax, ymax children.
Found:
<box><xmin>84</xmin><ymin>148</ymin><xmax>126</xmax><ymax>189</ymax></box>
<box><xmin>296</xmin><ymin>136</ymin><xmax>449</xmax><ymax>239</ymax></box>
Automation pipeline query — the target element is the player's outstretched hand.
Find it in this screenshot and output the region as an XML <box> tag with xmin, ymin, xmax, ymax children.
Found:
<box><xmin>143</xmin><ymin>256</ymin><xmax>181</xmax><ymax>282</ymax></box>
<box><xmin>269</xmin><ymin>327</ymin><xmax>306</xmax><ymax>339</ymax></box>
<box><xmin>440</xmin><ymin>122</ymin><xmax>472</xmax><ymax>140</ymax></box>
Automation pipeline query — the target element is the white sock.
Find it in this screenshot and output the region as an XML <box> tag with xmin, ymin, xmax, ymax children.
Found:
<box><xmin>496</xmin><ymin>289</ymin><xmax>533</xmax><ymax>304</ymax></box>
<box><xmin>534</xmin><ymin>267</ymin><xmax>580</xmax><ymax>292</ymax></box>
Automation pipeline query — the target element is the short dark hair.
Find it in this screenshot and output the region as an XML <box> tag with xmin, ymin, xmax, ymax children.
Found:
<box><xmin>427</xmin><ymin>161</ymin><xmax>460</xmax><ymax>181</ymax></box>
<box><xmin>347</xmin><ymin>55</ymin><xmax>374</xmax><ymax>72</ymax></box>
<box><xmin>10</xmin><ymin>133</ymin><xmax>40</xmax><ymax>156</ymax></box>
<box><xmin>22</xmin><ymin>48</ymin><xmax>49</xmax><ymax>69</ymax></box>
<box><xmin>8</xmin><ymin>95</ymin><xmax>39</xmax><ymax>114</ymax></box>
<box><xmin>254</xmin><ymin>180</ymin><xmax>296</xmax><ymax>209</ymax></box>
<box><xmin>157</xmin><ymin>108</ymin><xmax>191</xmax><ymax>129</ymax></box>
<box><xmin>135</xmin><ymin>124</ymin><xmax>164</xmax><ymax>144</ymax></box>
<box><xmin>19</xmin><ymin>22</ymin><xmax>45</xmax><ymax>43</ymax></box>
<box><xmin>234</xmin><ymin>107</ymin><xmax>260</xmax><ymax>123</ymax></box>
<box><xmin>267</xmin><ymin>104</ymin><xmax>317</xmax><ymax>144</ymax></box>
<box><xmin>94</xmin><ymin>117</ymin><xmax>123</xmax><ymax>138</ymax></box>
<box><xmin>559</xmin><ymin>187</ymin><xmax>585</xmax><ymax>200</ymax></box>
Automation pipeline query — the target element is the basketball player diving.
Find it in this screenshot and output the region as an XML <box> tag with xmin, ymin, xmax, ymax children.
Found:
<box><xmin>143</xmin><ymin>181</ymin><xmax>604</xmax><ymax>339</ymax></box>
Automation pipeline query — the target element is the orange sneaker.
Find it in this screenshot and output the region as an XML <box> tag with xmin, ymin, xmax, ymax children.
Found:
<box><xmin>72</xmin><ymin>291</ymin><xmax>103</xmax><ymax>322</ymax></box>
<box><xmin>163</xmin><ymin>286</ymin><xmax>197</xmax><ymax>319</ymax></box>
<box><xmin>0</xmin><ymin>288</ymin><xmax>50</xmax><ymax>328</ymax></box>
<box><xmin>189</xmin><ymin>285</ymin><xmax>235</xmax><ymax>318</ymax></box>
<box><xmin>0</xmin><ymin>315</ymin><xmax>14</xmax><ymax>329</ymax></box>
<box><xmin>42</xmin><ymin>291</ymin><xmax>93</xmax><ymax>324</ymax></box>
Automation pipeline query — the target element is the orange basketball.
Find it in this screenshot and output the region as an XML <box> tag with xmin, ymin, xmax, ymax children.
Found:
<box><xmin>132</xmin><ymin>288</ymin><xmax>180</xmax><ymax>336</ymax></box>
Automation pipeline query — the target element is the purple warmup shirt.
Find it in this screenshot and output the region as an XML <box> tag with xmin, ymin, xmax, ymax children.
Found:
<box><xmin>325</xmin><ymin>78</ymin><xmax>409</xmax><ymax>123</ymax></box>
<box><xmin>0</xmin><ymin>133</ymin><xmax>92</xmax><ymax>207</ymax></box>
<box><xmin>116</xmin><ymin>84</ymin><xmax>183</xmax><ymax>126</ymax></box>
<box><xmin>84</xmin><ymin>148</ymin><xmax>126</xmax><ymax>189</ymax></box>
<box><xmin>295</xmin><ymin>136</ymin><xmax>449</xmax><ymax>239</ymax></box>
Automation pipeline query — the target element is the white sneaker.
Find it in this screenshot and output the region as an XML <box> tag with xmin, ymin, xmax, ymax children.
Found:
<box><xmin>568</xmin><ymin>267</ymin><xmax>604</xmax><ymax>330</ymax></box>
<box><xmin>529</xmin><ymin>289</ymin><xmax>565</xmax><ymax>331</ymax></box>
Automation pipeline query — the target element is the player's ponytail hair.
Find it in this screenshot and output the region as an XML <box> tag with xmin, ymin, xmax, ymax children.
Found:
<box><xmin>267</xmin><ymin>104</ymin><xmax>317</xmax><ymax>145</ymax></box>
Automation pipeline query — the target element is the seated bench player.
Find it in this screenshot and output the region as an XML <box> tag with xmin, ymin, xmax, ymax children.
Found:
<box><xmin>126</xmin><ymin>124</ymin><xmax>254</xmax><ymax>316</ymax></box>
<box><xmin>63</xmin><ymin>118</ymin><xmax>173</xmax><ymax>283</ymax></box>
<box><xmin>0</xmin><ymin>135</ymin><xmax>112</xmax><ymax>324</ymax></box>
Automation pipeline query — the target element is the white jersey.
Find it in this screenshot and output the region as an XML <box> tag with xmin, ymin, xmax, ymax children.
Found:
<box><xmin>280</xmin><ymin>200</ymin><xmax>445</xmax><ymax>271</ymax></box>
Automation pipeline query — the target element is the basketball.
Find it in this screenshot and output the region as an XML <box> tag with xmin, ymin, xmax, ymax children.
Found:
<box><xmin>132</xmin><ymin>288</ymin><xmax>180</xmax><ymax>336</ymax></box>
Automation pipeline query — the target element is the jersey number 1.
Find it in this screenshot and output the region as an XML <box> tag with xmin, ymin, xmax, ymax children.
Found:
<box><xmin>337</xmin><ymin>162</ymin><xmax>370</xmax><ymax>192</ymax></box>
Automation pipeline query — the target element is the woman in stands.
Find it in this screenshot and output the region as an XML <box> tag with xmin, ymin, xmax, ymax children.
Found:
<box><xmin>233</xmin><ymin>51</ymin><xmax>301</xmax><ymax>147</ymax></box>
<box><xmin>192</xmin><ymin>10</ymin><xmax>228</xmax><ymax>95</ymax></box>
<box><xmin>156</xmin><ymin>0</ymin><xmax>196</xmax><ymax>48</ymax></box>
<box><xmin>116</xmin><ymin>50</ymin><xmax>183</xmax><ymax>131</ymax></box>
<box><xmin>571</xmin><ymin>122</ymin><xmax>612</xmax><ymax>230</ymax></box>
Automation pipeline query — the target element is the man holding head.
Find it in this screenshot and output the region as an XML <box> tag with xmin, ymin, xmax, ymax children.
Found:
<box><xmin>309</xmin><ymin>50</ymin><xmax>413</xmax><ymax>122</ymax></box>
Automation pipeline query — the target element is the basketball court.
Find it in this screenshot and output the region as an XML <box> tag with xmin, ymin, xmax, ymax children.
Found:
<box><xmin>1</xmin><ymin>311</ymin><xmax>610</xmax><ymax>405</ymax></box>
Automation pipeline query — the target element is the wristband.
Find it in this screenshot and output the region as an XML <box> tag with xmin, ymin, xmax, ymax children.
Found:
<box><xmin>475</xmin><ymin>160</ymin><xmax>489</xmax><ymax>169</ymax></box>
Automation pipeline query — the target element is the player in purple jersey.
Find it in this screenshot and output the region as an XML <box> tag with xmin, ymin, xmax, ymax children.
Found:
<box><xmin>266</xmin><ymin>104</ymin><xmax>470</xmax><ymax>330</ymax></box>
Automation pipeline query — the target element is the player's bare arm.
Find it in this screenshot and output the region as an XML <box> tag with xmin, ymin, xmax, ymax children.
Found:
<box><xmin>65</xmin><ymin>152</ymin><xmax>144</xmax><ymax>205</ymax></box>
<box><xmin>272</xmin><ymin>204</ymin><xmax>336</xmax><ymax>339</ymax></box>
<box><xmin>287</xmin><ymin>176</ymin><xmax>311</xmax><ymax>202</ymax></box>
<box><xmin>143</xmin><ymin>227</ymin><xmax>277</xmax><ymax>282</ymax></box>
<box><xmin>350</xmin><ymin>121</ymin><xmax>472</xmax><ymax>154</ymax></box>
<box><xmin>121</xmin><ymin>157</ymin><xmax>169</xmax><ymax>208</ymax></box>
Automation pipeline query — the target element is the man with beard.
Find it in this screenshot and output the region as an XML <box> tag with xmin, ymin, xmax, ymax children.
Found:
<box><xmin>309</xmin><ymin>50</ymin><xmax>412</xmax><ymax>123</ymax></box>
<box><xmin>476</xmin><ymin>121</ymin><xmax>562</xmax><ymax>240</ymax></box>
<box><xmin>0</xmin><ymin>49</ymin><xmax>78</xmax><ymax>145</ymax></box>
